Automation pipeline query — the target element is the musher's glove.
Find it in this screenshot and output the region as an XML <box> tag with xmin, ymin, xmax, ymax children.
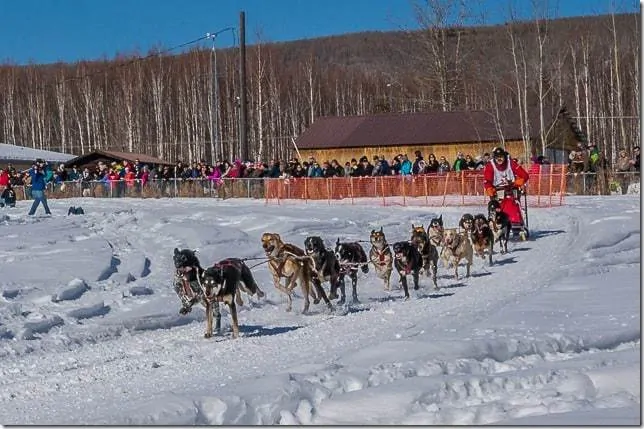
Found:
<box><xmin>485</xmin><ymin>187</ymin><xmax>497</xmax><ymax>197</ymax></box>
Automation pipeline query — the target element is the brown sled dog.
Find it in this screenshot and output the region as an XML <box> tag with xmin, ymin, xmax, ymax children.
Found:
<box><xmin>440</xmin><ymin>228</ymin><xmax>473</xmax><ymax>280</ymax></box>
<box><xmin>261</xmin><ymin>232</ymin><xmax>318</xmax><ymax>313</ymax></box>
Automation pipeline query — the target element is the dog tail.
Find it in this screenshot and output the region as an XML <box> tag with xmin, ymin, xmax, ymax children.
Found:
<box><xmin>357</xmin><ymin>244</ymin><xmax>369</xmax><ymax>274</ymax></box>
<box><xmin>240</xmin><ymin>262</ymin><xmax>261</xmax><ymax>296</ymax></box>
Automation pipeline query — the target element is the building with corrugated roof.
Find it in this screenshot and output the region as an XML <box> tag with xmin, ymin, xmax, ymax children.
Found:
<box><xmin>0</xmin><ymin>143</ymin><xmax>76</xmax><ymax>170</ymax></box>
<box><xmin>63</xmin><ymin>149</ymin><xmax>173</xmax><ymax>170</ymax></box>
<box><xmin>293</xmin><ymin>108</ymin><xmax>584</xmax><ymax>165</ymax></box>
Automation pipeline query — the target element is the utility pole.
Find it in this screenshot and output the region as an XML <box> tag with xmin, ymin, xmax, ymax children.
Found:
<box><xmin>206</xmin><ymin>27</ymin><xmax>234</xmax><ymax>162</ymax></box>
<box><xmin>239</xmin><ymin>11</ymin><xmax>248</xmax><ymax>161</ymax></box>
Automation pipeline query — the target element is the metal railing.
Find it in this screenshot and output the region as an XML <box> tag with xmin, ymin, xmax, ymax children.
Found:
<box><xmin>9</xmin><ymin>178</ymin><xmax>267</xmax><ymax>200</ymax></box>
<box><xmin>2</xmin><ymin>170</ymin><xmax>639</xmax><ymax>203</ymax></box>
<box><xmin>565</xmin><ymin>171</ymin><xmax>640</xmax><ymax>195</ymax></box>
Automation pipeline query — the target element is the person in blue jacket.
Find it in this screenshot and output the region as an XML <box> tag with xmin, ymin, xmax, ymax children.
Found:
<box><xmin>28</xmin><ymin>159</ymin><xmax>52</xmax><ymax>216</ymax></box>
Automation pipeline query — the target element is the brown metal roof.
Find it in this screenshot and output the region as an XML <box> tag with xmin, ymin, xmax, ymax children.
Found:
<box><xmin>295</xmin><ymin>110</ymin><xmax>539</xmax><ymax>149</ymax></box>
<box><xmin>64</xmin><ymin>149</ymin><xmax>173</xmax><ymax>168</ymax></box>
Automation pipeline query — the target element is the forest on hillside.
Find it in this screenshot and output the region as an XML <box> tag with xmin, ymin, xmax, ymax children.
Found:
<box><xmin>0</xmin><ymin>7</ymin><xmax>639</xmax><ymax>166</ymax></box>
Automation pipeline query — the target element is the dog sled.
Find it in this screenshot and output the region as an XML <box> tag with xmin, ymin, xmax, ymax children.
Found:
<box><xmin>494</xmin><ymin>184</ymin><xmax>529</xmax><ymax>240</ymax></box>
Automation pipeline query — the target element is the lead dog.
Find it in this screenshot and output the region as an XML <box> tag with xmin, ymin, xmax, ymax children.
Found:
<box><xmin>440</xmin><ymin>228</ymin><xmax>473</xmax><ymax>280</ymax></box>
<box><xmin>172</xmin><ymin>248</ymin><xmax>263</xmax><ymax>338</ymax></box>
<box><xmin>392</xmin><ymin>241</ymin><xmax>423</xmax><ymax>299</ymax></box>
<box><xmin>369</xmin><ymin>227</ymin><xmax>393</xmax><ymax>291</ymax></box>
<box><xmin>200</xmin><ymin>258</ymin><xmax>263</xmax><ymax>339</ymax></box>
<box><xmin>334</xmin><ymin>238</ymin><xmax>369</xmax><ymax>303</ymax></box>
<box><xmin>261</xmin><ymin>232</ymin><xmax>318</xmax><ymax>313</ymax></box>
<box><xmin>410</xmin><ymin>224</ymin><xmax>439</xmax><ymax>290</ymax></box>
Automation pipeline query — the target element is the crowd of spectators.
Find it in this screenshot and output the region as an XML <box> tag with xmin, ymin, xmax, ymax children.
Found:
<box><xmin>0</xmin><ymin>144</ymin><xmax>640</xmax><ymax>201</ymax></box>
<box><xmin>567</xmin><ymin>142</ymin><xmax>640</xmax><ymax>174</ymax></box>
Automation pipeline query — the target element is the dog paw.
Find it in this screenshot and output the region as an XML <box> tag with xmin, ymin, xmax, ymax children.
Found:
<box><xmin>204</xmin><ymin>332</ymin><xmax>213</xmax><ymax>339</ymax></box>
<box><xmin>313</xmin><ymin>298</ymin><xmax>321</xmax><ymax>304</ymax></box>
<box><xmin>179</xmin><ymin>306</ymin><xmax>192</xmax><ymax>315</ymax></box>
<box><xmin>328</xmin><ymin>292</ymin><xmax>338</xmax><ymax>300</ymax></box>
<box><xmin>338</xmin><ymin>298</ymin><xmax>346</xmax><ymax>305</ymax></box>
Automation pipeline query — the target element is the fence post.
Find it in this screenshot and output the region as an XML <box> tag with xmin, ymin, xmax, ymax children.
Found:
<box><xmin>536</xmin><ymin>166</ymin><xmax>542</xmax><ymax>206</ymax></box>
<box><xmin>559</xmin><ymin>165</ymin><xmax>567</xmax><ymax>205</ymax></box>
<box><xmin>548</xmin><ymin>164</ymin><xmax>554</xmax><ymax>207</ymax></box>
<box><xmin>423</xmin><ymin>175</ymin><xmax>428</xmax><ymax>206</ymax></box>
<box><xmin>441</xmin><ymin>173</ymin><xmax>450</xmax><ymax>207</ymax></box>
<box><xmin>374</xmin><ymin>176</ymin><xmax>378</xmax><ymax>201</ymax></box>
<box><xmin>582</xmin><ymin>172</ymin><xmax>587</xmax><ymax>194</ymax></box>
<box><xmin>401</xmin><ymin>175</ymin><xmax>406</xmax><ymax>206</ymax></box>
<box><xmin>460</xmin><ymin>171</ymin><xmax>465</xmax><ymax>206</ymax></box>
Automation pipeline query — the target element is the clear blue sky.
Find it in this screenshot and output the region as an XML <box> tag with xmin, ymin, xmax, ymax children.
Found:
<box><xmin>0</xmin><ymin>0</ymin><xmax>639</xmax><ymax>65</ymax></box>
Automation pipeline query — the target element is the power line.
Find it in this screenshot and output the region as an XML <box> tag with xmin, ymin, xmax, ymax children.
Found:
<box><xmin>20</xmin><ymin>31</ymin><xmax>236</xmax><ymax>92</ymax></box>
<box><xmin>571</xmin><ymin>116</ymin><xmax>639</xmax><ymax>119</ymax></box>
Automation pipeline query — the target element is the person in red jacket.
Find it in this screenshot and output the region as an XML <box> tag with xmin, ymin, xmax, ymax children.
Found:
<box><xmin>483</xmin><ymin>147</ymin><xmax>530</xmax><ymax>226</ymax></box>
<box><xmin>483</xmin><ymin>147</ymin><xmax>529</xmax><ymax>198</ymax></box>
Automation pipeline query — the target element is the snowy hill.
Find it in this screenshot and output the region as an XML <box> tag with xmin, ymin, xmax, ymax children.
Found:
<box><xmin>0</xmin><ymin>196</ymin><xmax>639</xmax><ymax>425</ymax></box>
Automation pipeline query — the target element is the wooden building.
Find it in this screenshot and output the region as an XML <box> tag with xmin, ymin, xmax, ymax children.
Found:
<box><xmin>63</xmin><ymin>149</ymin><xmax>173</xmax><ymax>170</ymax></box>
<box><xmin>293</xmin><ymin>108</ymin><xmax>585</xmax><ymax>165</ymax></box>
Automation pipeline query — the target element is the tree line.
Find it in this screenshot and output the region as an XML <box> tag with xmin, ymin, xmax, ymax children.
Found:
<box><xmin>0</xmin><ymin>9</ymin><xmax>639</xmax><ymax>167</ymax></box>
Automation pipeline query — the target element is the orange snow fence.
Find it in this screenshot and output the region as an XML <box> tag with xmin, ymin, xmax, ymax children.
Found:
<box><xmin>265</xmin><ymin>164</ymin><xmax>567</xmax><ymax>207</ymax></box>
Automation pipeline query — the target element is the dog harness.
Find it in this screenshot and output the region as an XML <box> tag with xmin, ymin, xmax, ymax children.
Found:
<box><xmin>267</xmin><ymin>250</ymin><xmax>292</xmax><ymax>278</ymax></box>
<box><xmin>199</xmin><ymin>259</ymin><xmax>243</xmax><ymax>303</ymax></box>
<box><xmin>446</xmin><ymin>233</ymin><xmax>462</xmax><ymax>251</ymax></box>
<box><xmin>176</xmin><ymin>266</ymin><xmax>202</xmax><ymax>307</ymax></box>
<box><xmin>371</xmin><ymin>247</ymin><xmax>390</xmax><ymax>266</ymax></box>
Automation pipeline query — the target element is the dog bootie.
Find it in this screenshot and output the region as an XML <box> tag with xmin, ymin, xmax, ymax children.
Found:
<box><xmin>68</xmin><ymin>206</ymin><xmax>76</xmax><ymax>216</ymax></box>
<box><xmin>75</xmin><ymin>206</ymin><xmax>85</xmax><ymax>215</ymax></box>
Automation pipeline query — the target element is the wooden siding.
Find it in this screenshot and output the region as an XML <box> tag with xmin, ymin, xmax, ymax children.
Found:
<box><xmin>299</xmin><ymin>140</ymin><xmax>529</xmax><ymax>166</ymax></box>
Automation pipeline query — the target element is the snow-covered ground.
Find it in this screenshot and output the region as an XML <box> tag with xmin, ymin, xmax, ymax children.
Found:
<box><xmin>0</xmin><ymin>196</ymin><xmax>639</xmax><ymax>425</ymax></box>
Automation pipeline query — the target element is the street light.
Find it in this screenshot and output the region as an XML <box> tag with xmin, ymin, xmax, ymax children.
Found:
<box><xmin>206</xmin><ymin>27</ymin><xmax>235</xmax><ymax>162</ymax></box>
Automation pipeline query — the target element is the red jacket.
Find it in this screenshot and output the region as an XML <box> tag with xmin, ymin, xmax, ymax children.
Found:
<box><xmin>483</xmin><ymin>158</ymin><xmax>529</xmax><ymax>195</ymax></box>
<box><xmin>0</xmin><ymin>170</ymin><xmax>8</xmax><ymax>187</ymax></box>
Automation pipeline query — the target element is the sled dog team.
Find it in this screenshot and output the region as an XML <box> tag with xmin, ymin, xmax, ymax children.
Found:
<box><xmin>173</xmin><ymin>204</ymin><xmax>514</xmax><ymax>339</ymax></box>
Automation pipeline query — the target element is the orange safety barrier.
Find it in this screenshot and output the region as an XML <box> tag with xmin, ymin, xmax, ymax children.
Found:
<box><xmin>265</xmin><ymin>164</ymin><xmax>568</xmax><ymax>207</ymax></box>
